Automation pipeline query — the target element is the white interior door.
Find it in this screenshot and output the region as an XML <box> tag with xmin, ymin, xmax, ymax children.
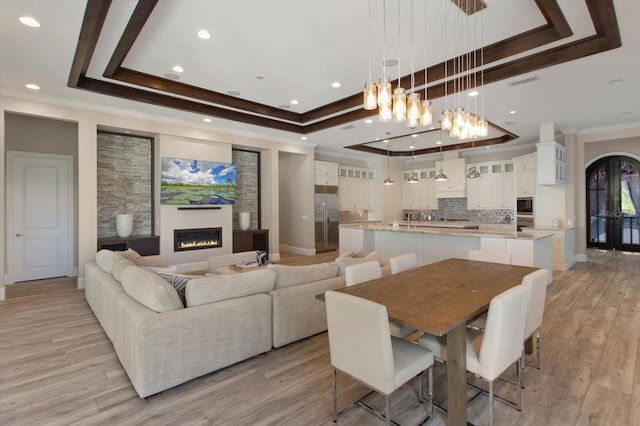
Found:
<box><xmin>8</xmin><ymin>151</ymin><xmax>72</xmax><ymax>282</ymax></box>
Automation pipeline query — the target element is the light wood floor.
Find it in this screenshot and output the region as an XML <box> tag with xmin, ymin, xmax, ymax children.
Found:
<box><xmin>1</xmin><ymin>250</ymin><xmax>639</xmax><ymax>425</ymax></box>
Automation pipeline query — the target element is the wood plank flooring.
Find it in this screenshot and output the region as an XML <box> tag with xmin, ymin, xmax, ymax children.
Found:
<box><xmin>0</xmin><ymin>250</ymin><xmax>638</xmax><ymax>425</ymax></box>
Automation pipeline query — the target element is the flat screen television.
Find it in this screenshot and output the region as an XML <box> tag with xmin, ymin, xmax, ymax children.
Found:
<box><xmin>160</xmin><ymin>157</ymin><xmax>237</xmax><ymax>205</ymax></box>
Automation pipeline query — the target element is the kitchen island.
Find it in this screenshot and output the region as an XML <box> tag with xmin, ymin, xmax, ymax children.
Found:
<box><xmin>339</xmin><ymin>222</ymin><xmax>554</xmax><ymax>282</ymax></box>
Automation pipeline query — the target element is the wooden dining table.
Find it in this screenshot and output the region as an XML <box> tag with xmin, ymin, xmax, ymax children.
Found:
<box><xmin>322</xmin><ymin>258</ymin><xmax>540</xmax><ymax>426</ymax></box>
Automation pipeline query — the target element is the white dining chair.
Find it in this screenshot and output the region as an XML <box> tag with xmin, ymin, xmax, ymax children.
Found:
<box><xmin>325</xmin><ymin>290</ymin><xmax>434</xmax><ymax>426</ymax></box>
<box><xmin>521</xmin><ymin>269</ymin><xmax>549</xmax><ymax>372</ymax></box>
<box><xmin>468</xmin><ymin>249</ymin><xmax>512</xmax><ymax>264</ymax></box>
<box><xmin>345</xmin><ymin>261</ymin><xmax>414</xmax><ymax>339</ymax></box>
<box><xmin>389</xmin><ymin>253</ymin><xmax>417</xmax><ymax>274</ymax></box>
<box><xmin>344</xmin><ymin>261</ymin><xmax>381</xmax><ymax>287</ymax></box>
<box><xmin>418</xmin><ymin>284</ymin><xmax>530</xmax><ymax>426</ymax></box>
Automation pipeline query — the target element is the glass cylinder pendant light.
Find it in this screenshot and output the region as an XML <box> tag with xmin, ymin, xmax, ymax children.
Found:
<box><xmin>406</xmin><ymin>93</ymin><xmax>421</xmax><ymax>128</ymax></box>
<box><xmin>363</xmin><ymin>0</ymin><xmax>377</xmax><ymax>110</ymax></box>
<box><xmin>420</xmin><ymin>100</ymin><xmax>432</xmax><ymax>126</ymax></box>
<box><xmin>441</xmin><ymin>109</ymin><xmax>452</xmax><ymax>130</ymax></box>
<box><xmin>378</xmin><ymin>77</ymin><xmax>392</xmax><ymax>108</ymax></box>
<box><xmin>363</xmin><ymin>82</ymin><xmax>377</xmax><ymax>110</ymax></box>
<box><xmin>392</xmin><ymin>87</ymin><xmax>407</xmax><ymax>122</ymax></box>
<box><xmin>379</xmin><ymin>103</ymin><xmax>392</xmax><ymax>122</ymax></box>
<box><xmin>383</xmin><ymin>136</ymin><xmax>394</xmax><ymax>185</ymax></box>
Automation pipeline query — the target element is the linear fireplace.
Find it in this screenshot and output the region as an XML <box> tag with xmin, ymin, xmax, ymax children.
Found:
<box><xmin>174</xmin><ymin>227</ymin><xmax>222</xmax><ymax>252</ymax></box>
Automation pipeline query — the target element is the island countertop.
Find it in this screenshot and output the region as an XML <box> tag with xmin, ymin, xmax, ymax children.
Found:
<box><xmin>339</xmin><ymin>222</ymin><xmax>554</xmax><ymax>240</ymax></box>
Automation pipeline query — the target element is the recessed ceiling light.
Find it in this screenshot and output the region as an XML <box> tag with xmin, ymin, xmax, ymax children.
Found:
<box><xmin>25</xmin><ymin>83</ymin><xmax>40</xmax><ymax>90</ymax></box>
<box><xmin>290</xmin><ymin>99</ymin><xmax>299</xmax><ymax>105</ymax></box>
<box><xmin>509</xmin><ymin>110</ymin><xmax>517</xmax><ymax>114</ymax></box>
<box><xmin>409</xmin><ymin>145</ymin><xmax>415</xmax><ymax>149</ymax></box>
<box><xmin>164</xmin><ymin>73</ymin><xmax>180</xmax><ymax>80</ymax></box>
<box><xmin>485</xmin><ymin>146</ymin><xmax>491</xmax><ymax>149</ymax></box>
<box><xmin>301</xmin><ymin>136</ymin><xmax>308</xmax><ymax>141</ymax></box>
<box><xmin>620</xmin><ymin>111</ymin><xmax>632</xmax><ymax>115</ymax></box>
<box><xmin>607</xmin><ymin>78</ymin><xmax>623</xmax><ymax>85</ymax></box>
<box><xmin>504</xmin><ymin>121</ymin><xmax>516</xmax><ymax>125</ymax></box>
<box><xmin>279</xmin><ymin>104</ymin><xmax>290</xmax><ymax>109</ymax></box>
<box><xmin>331</xmin><ymin>82</ymin><xmax>341</xmax><ymax>88</ymax></box>
<box><xmin>436</xmin><ymin>140</ymin><xmax>442</xmax><ymax>145</ymax></box>
<box><xmin>203</xmin><ymin>118</ymin><xmax>212</xmax><ymax>123</ymax></box>
<box><xmin>365</xmin><ymin>119</ymin><xmax>373</xmax><ymax>124</ymax></box>
<box><xmin>468</xmin><ymin>90</ymin><xmax>479</xmax><ymax>97</ymax></box>
<box><xmin>19</xmin><ymin>16</ymin><xmax>40</xmax><ymax>27</ymax></box>
<box><xmin>411</xmin><ymin>134</ymin><xmax>418</xmax><ymax>138</ymax></box>
<box><xmin>384</xmin><ymin>59</ymin><xmax>398</xmax><ymax>67</ymax></box>
<box><xmin>383</xmin><ymin>139</ymin><xmax>389</xmax><ymax>143</ymax></box>
<box><xmin>197</xmin><ymin>29</ymin><xmax>211</xmax><ymax>40</ymax></box>
<box><xmin>227</xmin><ymin>90</ymin><xmax>240</xmax><ymax>96</ymax></box>
<box><xmin>172</xmin><ymin>65</ymin><xmax>184</xmax><ymax>73</ymax></box>
<box><xmin>255</xmin><ymin>76</ymin><xmax>264</xmax><ymax>80</ymax></box>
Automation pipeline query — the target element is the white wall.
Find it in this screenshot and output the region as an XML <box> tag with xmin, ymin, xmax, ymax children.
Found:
<box><xmin>1</xmin><ymin>95</ymin><xmax>315</xmax><ymax>294</ymax></box>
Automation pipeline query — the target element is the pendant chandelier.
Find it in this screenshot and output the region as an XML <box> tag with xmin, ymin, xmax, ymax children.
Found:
<box><xmin>466</xmin><ymin>139</ymin><xmax>481</xmax><ymax>178</ymax></box>
<box><xmin>383</xmin><ymin>132</ymin><xmax>395</xmax><ymax>185</ymax></box>
<box><xmin>363</xmin><ymin>0</ymin><xmax>432</xmax><ymax>128</ymax></box>
<box><xmin>434</xmin><ymin>128</ymin><xmax>448</xmax><ymax>181</ymax></box>
<box><xmin>440</xmin><ymin>0</ymin><xmax>488</xmax><ymax>141</ymax></box>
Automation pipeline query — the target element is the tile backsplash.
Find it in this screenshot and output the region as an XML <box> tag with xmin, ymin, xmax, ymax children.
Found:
<box><xmin>404</xmin><ymin>198</ymin><xmax>513</xmax><ymax>224</ymax></box>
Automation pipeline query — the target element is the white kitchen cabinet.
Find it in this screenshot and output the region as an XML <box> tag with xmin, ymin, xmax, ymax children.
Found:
<box><xmin>490</xmin><ymin>161</ymin><xmax>515</xmax><ymax>209</ymax></box>
<box><xmin>466</xmin><ymin>163</ymin><xmax>491</xmax><ymax>209</ymax></box>
<box><xmin>402</xmin><ymin>169</ymin><xmax>438</xmax><ymax>209</ymax></box>
<box><xmin>536</xmin><ymin>141</ymin><xmax>566</xmax><ymax>185</ymax></box>
<box><xmin>339</xmin><ymin>166</ymin><xmax>374</xmax><ymax>210</ymax></box>
<box><xmin>515</xmin><ymin>153</ymin><xmax>536</xmax><ymax>197</ymax></box>
<box><xmin>314</xmin><ymin>160</ymin><xmax>339</xmax><ymax>186</ymax></box>
<box><xmin>435</xmin><ymin>158</ymin><xmax>466</xmax><ymax>198</ymax></box>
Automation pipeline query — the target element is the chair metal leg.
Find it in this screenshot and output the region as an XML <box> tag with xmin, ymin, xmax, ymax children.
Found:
<box><xmin>516</xmin><ymin>357</ymin><xmax>522</xmax><ymax>411</ymax></box>
<box><xmin>536</xmin><ymin>329</ymin><xmax>541</xmax><ymax>369</ymax></box>
<box><xmin>332</xmin><ymin>368</ymin><xmax>337</xmax><ymax>423</ymax></box>
<box><xmin>429</xmin><ymin>367</ymin><xmax>434</xmax><ymax>417</ymax></box>
<box><xmin>385</xmin><ymin>394</ymin><xmax>391</xmax><ymax>426</ymax></box>
<box><xmin>489</xmin><ymin>380</ymin><xmax>494</xmax><ymax>426</ymax></box>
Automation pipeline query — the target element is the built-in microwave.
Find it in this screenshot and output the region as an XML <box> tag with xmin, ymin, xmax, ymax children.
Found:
<box><xmin>516</xmin><ymin>197</ymin><xmax>534</xmax><ymax>215</ymax></box>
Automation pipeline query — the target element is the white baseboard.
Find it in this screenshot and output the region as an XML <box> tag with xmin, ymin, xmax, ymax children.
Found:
<box><xmin>77</xmin><ymin>277</ymin><xmax>85</xmax><ymax>289</ymax></box>
<box><xmin>279</xmin><ymin>244</ymin><xmax>293</xmax><ymax>253</ymax></box>
<box><xmin>0</xmin><ymin>286</ymin><xmax>5</xmax><ymax>301</ymax></box>
<box><xmin>290</xmin><ymin>246</ymin><xmax>317</xmax><ymax>256</ymax></box>
<box><xmin>270</xmin><ymin>252</ymin><xmax>281</xmax><ymax>261</ymax></box>
<box><xmin>72</xmin><ymin>267</ymin><xmax>79</xmax><ymax>277</ymax></box>
<box><xmin>575</xmin><ymin>254</ymin><xmax>587</xmax><ymax>262</ymax></box>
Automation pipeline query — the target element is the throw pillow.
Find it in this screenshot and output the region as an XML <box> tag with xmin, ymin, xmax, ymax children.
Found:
<box><xmin>335</xmin><ymin>251</ymin><xmax>383</xmax><ymax>276</ymax></box>
<box><xmin>120</xmin><ymin>267</ymin><xmax>183</xmax><ymax>313</ymax></box>
<box><xmin>156</xmin><ymin>272</ymin><xmax>196</xmax><ymax>307</ymax></box>
<box><xmin>112</xmin><ymin>259</ymin><xmax>137</xmax><ymax>282</ymax></box>
<box><xmin>119</xmin><ymin>248</ymin><xmax>145</xmax><ymax>266</ymax></box>
<box><xmin>95</xmin><ymin>249</ymin><xmax>125</xmax><ymax>274</ymax></box>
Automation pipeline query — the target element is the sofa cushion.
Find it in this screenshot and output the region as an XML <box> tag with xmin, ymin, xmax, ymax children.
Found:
<box><xmin>185</xmin><ymin>268</ymin><xmax>276</xmax><ymax>307</ymax></box>
<box><xmin>95</xmin><ymin>249</ymin><xmax>125</xmax><ymax>274</ymax></box>
<box><xmin>112</xmin><ymin>259</ymin><xmax>137</xmax><ymax>282</ymax></box>
<box><xmin>143</xmin><ymin>265</ymin><xmax>179</xmax><ymax>274</ymax></box>
<box><xmin>334</xmin><ymin>251</ymin><xmax>384</xmax><ymax>276</ymax></box>
<box><xmin>119</xmin><ymin>248</ymin><xmax>145</xmax><ymax>266</ymax></box>
<box><xmin>120</xmin><ymin>267</ymin><xmax>184</xmax><ymax>313</ymax></box>
<box><xmin>266</xmin><ymin>262</ymin><xmax>338</xmax><ymax>289</ymax></box>
<box><xmin>156</xmin><ymin>272</ymin><xmax>197</xmax><ymax>307</ymax></box>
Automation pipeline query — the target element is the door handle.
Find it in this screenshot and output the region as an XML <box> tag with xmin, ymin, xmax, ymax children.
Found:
<box><xmin>16</xmin><ymin>233</ymin><xmax>24</xmax><ymax>237</ymax></box>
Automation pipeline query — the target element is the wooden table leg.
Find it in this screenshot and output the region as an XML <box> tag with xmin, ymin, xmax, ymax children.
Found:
<box><xmin>446</xmin><ymin>323</ymin><xmax>467</xmax><ymax>426</ymax></box>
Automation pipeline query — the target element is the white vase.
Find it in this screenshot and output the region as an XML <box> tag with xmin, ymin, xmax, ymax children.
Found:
<box><xmin>239</xmin><ymin>212</ymin><xmax>250</xmax><ymax>231</ymax></box>
<box><xmin>116</xmin><ymin>214</ymin><xmax>133</xmax><ymax>238</ymax></box>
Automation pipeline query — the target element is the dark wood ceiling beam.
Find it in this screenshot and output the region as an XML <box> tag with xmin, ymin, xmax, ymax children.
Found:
<box><xmin>103</xmin><ymin>0</ymin><xmax>158</xmax><ymax>77</ymax></box>
<box><xmin>68</xmin><ymin>0</ymin><xmax>112</xmax><ymax>87</ymax></box>
<box><xmin>113</xmin><ymin>68</ymin><xmax>302</xmax><ymax>123</ymax></box>
<box><xmin>76</xmin><ymin>77</ymin><xmax>303</xmax><ymax>133</ymax></box>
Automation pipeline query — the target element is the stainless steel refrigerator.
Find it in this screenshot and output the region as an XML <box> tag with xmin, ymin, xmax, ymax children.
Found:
<box><xmin>315</xmin><ymin>186</ymin><xmax>339</xmax><ymax>253</ymax></box>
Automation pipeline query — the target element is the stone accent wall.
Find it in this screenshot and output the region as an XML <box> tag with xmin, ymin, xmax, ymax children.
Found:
<box><xmin>232</xmin><ymin>150</ymin><xmax>260</xmax><ymax>230</ymax></box>
<box><xmin>403</xmin><ymin>197</ymin><xmax>514</xmax><ymax>224</ymax></box>
<box><xmin>97</xmin><ymin>133</ymin><xmax>152</xmax><ymax>237</ymax></box>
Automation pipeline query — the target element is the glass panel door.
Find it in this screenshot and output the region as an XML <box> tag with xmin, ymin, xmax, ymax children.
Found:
<box><xmin>587</xmin><ymin>156</ymin><xmax>640</xmax><ymax>251</ymax></box>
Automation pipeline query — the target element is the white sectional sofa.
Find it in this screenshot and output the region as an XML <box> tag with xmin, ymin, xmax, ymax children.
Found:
<box><xmin>84</xmin><ymin>249</ymin><xmax>389</xmax><ymax>397</ymax></box>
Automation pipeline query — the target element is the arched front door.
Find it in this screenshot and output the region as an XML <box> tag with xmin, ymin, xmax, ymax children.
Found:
<box><xmin>587</xmin><ymin>156</ymin><xmax>640</xmax><ymax>251</ymax></box>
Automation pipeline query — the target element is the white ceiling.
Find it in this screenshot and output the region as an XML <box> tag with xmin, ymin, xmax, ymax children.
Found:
<box><xmin>1</xmin><ymin>0</ymin><xmax>639</xmax><ymax>160</ymax></box>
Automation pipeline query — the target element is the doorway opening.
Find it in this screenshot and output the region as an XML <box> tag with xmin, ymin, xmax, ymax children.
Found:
<box><xmin>586</xmin><ymin>155</ymin><xmax>640</xmax><ymax>252</ymax></box>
